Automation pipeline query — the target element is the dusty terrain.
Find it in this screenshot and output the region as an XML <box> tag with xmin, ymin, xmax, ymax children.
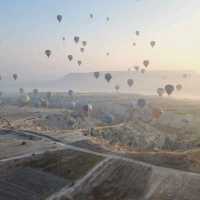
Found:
<box><xmin>1</xmin><ymin>93</ymin><xmax>200</xmax><ymax>199</ymax></box>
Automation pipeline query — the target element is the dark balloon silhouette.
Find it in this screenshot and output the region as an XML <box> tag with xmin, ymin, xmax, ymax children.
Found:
<box><xmin>57</xmin><ymin>15</ymin><xmax>63</xmax><ymax>23</ymax></box>
<box><xmin>45</xmin><ymin>50</ymin><xmax>51</xmax><ymax>58</ymax></box>
<box><xmin>115</xmin><ymin>85</ymin><xmax>120</xmax><ymax>91</ymax></box>
<box><xmin>13</xmin><ymin>73</ymin><xmax>18</xmax><ymax>80</ymax></box>
<box><xmin>137</xmin><ymin>98</ymin><xmax>146</xmax><ymax>108</ymax></box>
<box><xmin>68</xmin><ymin>55</ymin><xmax>73</xmax><ymax>61</ymax></box>
<box><xmin>94</xmin><ymin>72</ymin><xmax>100</xmax><ymax>79</ymax></box>
<box><xmin>127</xmin><ymin>79</ymin><xmax>134</xmax><ymax>87</ymax></box>
<box><xmin>150</xmin><ymin>41</ymin><xmax>156</xmax><ymax>48</ymax></box>
<box><xmin>80</xmin><ymin>48</ymin><xmax>85</xmax><ymax>53</ymax></box>
<box><xmin>176</xmin><ymin>84</ymin><xmax>183</xmax><ymax>91</ymax></box>
<box><xmin>105</xmin><ymin>73</ymin><xmax>112</xmax><ymax>83</ymax></box>
<box><xmin>165</xmin><ymin>84</ymin><xmax>175</xmax><ymax>96</ymax></box>
<box><xmin>77</xmin><ymin>60</ymin><xmax>82</xmax><ymax>66</ymax></box>
<box><xmin>82</xmin><ymin>41</ymin><xmax>87</xmax><ymax>47</ymax></box>
<box><xmin>74</xmin><ymin>36</ymin><xmax>80</xmax><ymax>44</ymax></box>
<box><xmin>143</xmin><ymin>60</ymin><xmax>150</xmax><ymax>68</ymax></box>
<box><xmin>157</xmin><ymin>88</ymin><xmax>165</xmax><ymax>97</ymax></box>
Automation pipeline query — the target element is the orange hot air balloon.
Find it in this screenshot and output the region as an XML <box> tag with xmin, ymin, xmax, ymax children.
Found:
<box><xmin>152</xmin><ymin>108</ymin><xmax>163</xmax><ymax>120</ymax></box>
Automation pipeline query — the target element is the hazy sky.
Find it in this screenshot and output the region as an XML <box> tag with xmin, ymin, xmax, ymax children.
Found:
<box><xmin>0</xmin><ymin>0</ymin><xmax>200</xmax><ymax>80</ymax></box>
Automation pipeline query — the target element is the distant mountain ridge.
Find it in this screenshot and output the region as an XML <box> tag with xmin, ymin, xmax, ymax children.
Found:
<box><xmin>1</xmin><ymin>70</ymin><xmax>200</xmax><ymax>98</ymax></box>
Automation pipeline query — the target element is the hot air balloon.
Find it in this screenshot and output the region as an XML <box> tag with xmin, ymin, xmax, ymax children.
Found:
<box><xmin>68</xmin><ymin>90</ymin><xmax>74</xmax><ymax>96</ymax></box>
<box><xmin>176</xmin><ymin>84</ymin><xmax>183</xmax><ymax>91</ymax></box>
<box><xmin>82</xmin><ymin>41</ymin><xmax>87</xmax><ymax>47</ymax></box>
<box><xmin>115</xmin><ymin>85</ymin><xmax>120</xmax><ymax>91</ymax></box>
<box><xmin>94</xmin><ymin>72</ymin><xmax>100</xmax><ymax>79</ymax></box>
<box><xmin>74</xmin><ymin>36</ymin><xmax>80</xmax><ymax>44</ymax></box>
<box><xmin>46</xmin><ymin>92</ymin><xmax>52</xmax><ymax>99</ymax></box>
<box><xmin>82</xmin><ymin>104</ymin><xmax>93</xmax><ymax>114</ymax></box>
<box><xmin>141</xmin><ymin>69</ymin><xmax>146</xmax><ymax>74</ymax></box>
<box><xmin>157</xmin><ymin>88</ymin><xmax>165</xmax><ymax>97</ymax></box>
<box><xmin>182</xmin><ymin>73</ymin><xmax>188</xmax><ymax>79</ymax></box>
<box><xmin>143</xmin><ymin>60</ymin><xmax>149</xmax><ymax>68</ymax></box>
<box><xmin>33</xmin><ymin>89</ymin><xmax>39</xmax><ymax>96</ymax></box>
<box><xmin>127</xmin><ymin>79</ymin><xmax>134</xmax><ymax>87</ymax></box>
<box><xmin>45</xmin><ymin>50</ymin><xmax>51</xmax><ymax>58</ymax></box>
<box><xmin>40</xmin><ymin>98</ymin><xmax>49</xmax><ymax>108</ymax></box>
<box><xmin>150</xmin><ymin>41</ymin><xmax>156</xmax><ymax>48</ymax></box>
<box><xmin>68</xmin><ymin>55</ymin><xmax>73</xmax><ymax>61</ymax></box>
<box><xmin>57</xmin><ymin>15</ymin><xmax>63</xmax><ymax>23</ymax></box>
<box><xmin>80</xmin><ymin>48</ymin><xmax>84</xmax><ymax>53</ymax></box>
<box><xmin>152</xmin><ymin>108</ymin><xmax>163</xmax><ymax>120</ymax></box>
<box><xmin>137</xmin><ymin>98</ymin><xmax>146</xmax><ymax>108</ymax></box>
<box><xmin>70</xmin><ymin>101</ymin><xmax>77</xmax><ymax>109</ymax></box>
<box><xmin>19</xmin><ymin>94</ymin><xmax>30</xmax><ymax>106</ymax></box>
<box><xmin>77</xmin><ymin>60</ymin><xmax>82</xmax><ymax>66</ymax></box>
<box><xmin>136</xmin><ymin>31</ymin><xmax>140</xmax><ymax>36</ymax></box>
<box><xmin>165</xmin><ymin>84</ymin><xmax>175</xmax><ymax>96</ymax></box>
<box><xmin>19</xmin><ymin>88</ymin><xmax>24</xmax><ymax>95</ymax></box>
<box><xmin>105</xmin><ymin>73</ymin><xmax>112</xmax><ymax>83</ymax></box>
<box><xmin>13</xmin><ymin>73</ymin><xmax>18</xmax><ymax>80</ymax></box>
<box><xmin>134</xmin><ymin>66</ymin><xmax>140</xmax><ymax>72</ymax></box>
<box><xmin>89</xmin><ymin>14</ymin><xmax>94</xmax><ymax>19</ymax></box>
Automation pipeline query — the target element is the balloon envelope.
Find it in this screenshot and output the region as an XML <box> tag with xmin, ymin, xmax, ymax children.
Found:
<box><xmin>68</xmin><ymin>55</ymin><xmax>73</xmax><ymax>61</ymax></box>
<box><xmin>33</xmin><ymin>89</ymin><xmax>39</xmax><ymax>96</ymax></box>
<box><xmin>77</xmin><ymin>60</ymin><xmax>82</xmax><ymax>66</ymax></box>
<box><xmin>90</xmin><ymin>14</ymin><xmax>94</xmax><ymax>19</ymax></box>
<box><xmin>19</xmin><ymin>94</ymin><xmax>30</xmax><ymax>106</ymax></box>
<box><xmin>127</xmin><ymin>79</ymin><xmax>134</xmax><ymax>87</ymax></box>
<box><xmin>115</xmin><ymin>85</ymin><xmax>120</xmax><ymax>91</ymax></box>
<box><xmin>82</xmin><ymin>104</ymin><xmax>93</xmax><ymax>113</ymax></box>
<box><xmin>57</xmin><ymin>15</ymin><xmax>62</xmax><ymax>23</ymax></box>
<box><xmin>157</xmin><ymin>88</ymin><xmax>165</xmax><ymax>97</ymax></box>
<box><xmin>134</xmin><ymin>66</ymin><xmax>140</xmax><ymax>72</ymax></box>
<box><xmin>152</xmin><ymin>108</ymin><xmax>163</xmax><ymax>120</ymax></box>
<box><xmin>165</xmin><ymin>84</ymin><xmax>175</xmax><ymax>96</ymax></box>
<box><xmin>94</xmin><ymin>72</ymin><xmax>100</xmax><ymax>79</ymax></box>
<box><xmin>136</xmin><ymin>31</ymin><xmax>140</xmax><ymax>36</ymax></box>
<box><xmin>19</xmin><ymin>88</ymin><xmax>24</xmax><ymax>94</ymax></box>
<box><xmin>176</xmin><ymin>84</ymin><xmax>183</xmax><ymax>91</ymax></box>
<box><xmin>143</xmin><ymin>60</ymin><xmax>149</xmax><ymax>68</ymax></box>
<box><xmin>45</xmin><ymin>50</ymin><xmax>51</xmax><ymax>58</ymax></box>
<box><xmin>105</xmin><ymin>73</ymin><xmax>112</xmax><ymax>83</ymax></box>
<box><xmin>13</xmin><ymin>74</ymin><xmax>18</xmax><ymax>80</ymax></box>
<box><xmin>46</xmin><ymin>92</ymin><xmax>52</xmax><ymax>99</ymax></box>
<box><xmin>74</xmin><ymin>36</ymin><xmax>80</xmax><ymax>44</ymax></box>
<box><xmin>141</xmin><ymin>69</ymin><xmax>146</xmax><ymax>74</ymax></box>
<box><xmin>137</xmin><ymin>98</ymin><xmax>146</xmax><ymax>108</ymax></box>
<box><xmin>80</xmin><ymin>48</ymin><xmax>84</xmax><ymax>53</ymax></box>
<box><xmin>68</xmin><ymin>90</ymin><xmax>74</xmax><ymax>96</ymax></box>
<box><xmin>150</xmin><ymin>41</ymin><xmax>156</xmax><ymax>48</ymax></box>
<box><xmin>182</xmin><ymin>74</ymin><xmax>188</xmax><ymax>79</ymax></box>
<box><xmin>82</xmin><ymin>41</ymin><xmax>87</xmax><ymax>47</ymax></box>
